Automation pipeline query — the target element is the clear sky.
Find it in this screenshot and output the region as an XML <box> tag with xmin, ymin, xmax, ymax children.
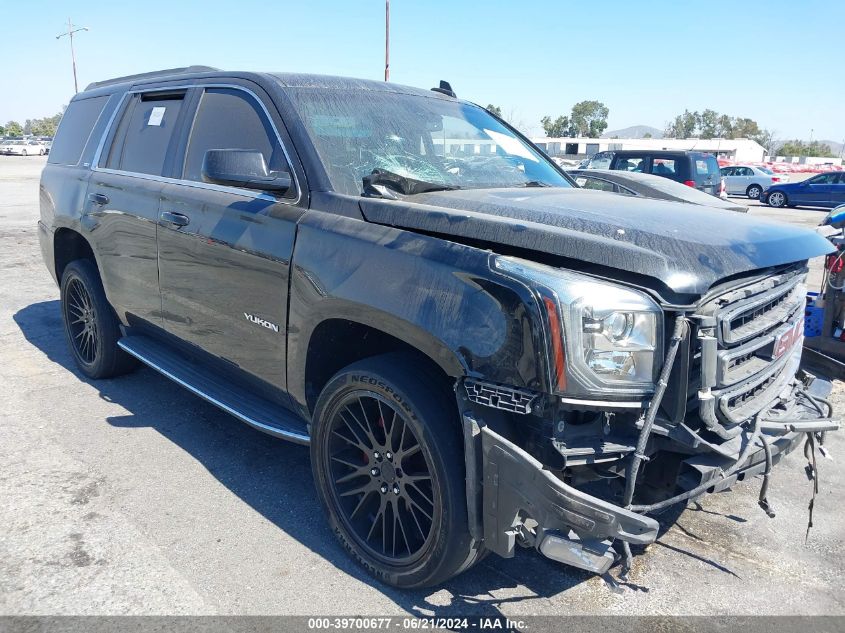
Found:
<box><xmin>2</xmin><ymin>0</ymin><xmax>842</xmax><ymax>142</ymax></box>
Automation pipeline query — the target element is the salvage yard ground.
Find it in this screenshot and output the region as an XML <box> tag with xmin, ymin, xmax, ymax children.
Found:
<box><xmin>1</xmin><ymin>156</ymin><xmax>843</xmax><ymax>616</ymax></box>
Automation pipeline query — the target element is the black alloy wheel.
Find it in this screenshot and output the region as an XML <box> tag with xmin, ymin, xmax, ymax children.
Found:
<box><xmin>311</xmin><ymin>354</ymin><xmax>481</xmax><ymax>587</ymax></box>
<box><xmin>60</xmin><ymin>259</ymin><xmax>138</xmax><ymax>379</ymax></box>
<box><xmin>65</xmin><ymin>276</ymin><xmax>99</xmax><ymax>365</ymax></box>
<box><xmin>325</xmin><ymin>391</ymin><xmax>436</xmax><ymax>564</ymax></box>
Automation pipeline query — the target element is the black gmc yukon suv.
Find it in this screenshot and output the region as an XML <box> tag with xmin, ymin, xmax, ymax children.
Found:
<box><xmin>39</xmin><ymin>66</ymin><xmax>838</xmax><ymax>587</ymax></box>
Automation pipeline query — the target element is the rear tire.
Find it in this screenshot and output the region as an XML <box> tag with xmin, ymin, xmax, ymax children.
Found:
<box><xmin>60</xmin><ymin>259</ymin><xmax>138</xmax><ymax>379</ymax></box>
<box><xmin>310</xmin><ymin>354</ymin><xmax>482</xmax><ymax>587</ymax></box>
<box><xmin>21</xmin><ymin>150</ymin><xmax>27</xmax><ymax>156</ymax></box>
<box><xmin>746</xmin><ymin>184</ymin><xmax>762</xmax><ymax>199</ymax></box>
<box><xmin>768</xmin><ymin>190</ymin><xmax>787</xmax><ymax>207</ymax></box>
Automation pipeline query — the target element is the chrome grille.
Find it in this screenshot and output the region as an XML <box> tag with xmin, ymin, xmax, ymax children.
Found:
<box><xmin>697</xmin><ymin>265</ymin><xmax>807</xmax><ymax>429</ymax></box>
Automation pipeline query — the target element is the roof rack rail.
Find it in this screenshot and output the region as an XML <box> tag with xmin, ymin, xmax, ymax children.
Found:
<box><xmin>85</xmin><ymin>66</ymin><xmax>220</xmax><ymax>91</ymax></box>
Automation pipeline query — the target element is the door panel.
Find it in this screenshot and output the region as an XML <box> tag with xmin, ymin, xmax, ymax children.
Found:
<box><xmin>85</xmin><ymin>89</ymin><xmax>192</xmax><ymax>326</ymax></box>
<box><xmin>157</xmin><ymin>183</ymin><xmax>302</xmax><ymax>391</ymax></box>
<box><xmin>832</xmin><ymin>175</ymin><xmax>845</xmax><ymax>206</ymax></box>
<box><xmin>84</xmin><ymin>171</ymin><xmax>163</xmax><ymax>325</ymax></box>
<box><xmin>798</xmin><ymin>177</ymin><xmax>832</xmax><ymax>206</ymax></box>
<box><xmin>156</xmin><ymin>84</ymin><xmax>306</xmax><ymax>393</ymax></box>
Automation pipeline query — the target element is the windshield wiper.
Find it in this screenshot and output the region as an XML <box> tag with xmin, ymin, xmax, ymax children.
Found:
<box><xmin>362</xmin><ymin>168</ymin><xmax>459</xmax><ymax>198</ymax></box>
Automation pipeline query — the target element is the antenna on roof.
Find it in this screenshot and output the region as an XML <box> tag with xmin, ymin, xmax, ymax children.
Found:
<box><xmin>431</xmin><ymin>80</ymin><xmax>456</xmax><ymax>98</ymax></box>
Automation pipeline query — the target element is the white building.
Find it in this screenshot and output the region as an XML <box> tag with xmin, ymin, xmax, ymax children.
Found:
<box><xmin>530</xmin><ymin>136</ymin><xmax>766</xmax><ymax>163</ymax></box>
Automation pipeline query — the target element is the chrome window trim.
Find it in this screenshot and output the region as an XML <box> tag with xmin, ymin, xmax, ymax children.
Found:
<box><xmin>90</xmin><ymin>82</ymin><xmax>302</xmax><ymax>206</ymax></box>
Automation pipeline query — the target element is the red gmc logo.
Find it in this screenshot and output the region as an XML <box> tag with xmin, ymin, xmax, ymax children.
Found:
<box><xmin>773</xmin><ymin>318</ymin><xmax>804</xmax><ymax>360</ymax></box>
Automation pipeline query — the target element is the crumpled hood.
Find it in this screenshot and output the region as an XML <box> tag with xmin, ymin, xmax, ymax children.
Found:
<box><xmin>359</xmin><ymin>188</ymin><xmax>833</xmax><ymax>299</ymax></box>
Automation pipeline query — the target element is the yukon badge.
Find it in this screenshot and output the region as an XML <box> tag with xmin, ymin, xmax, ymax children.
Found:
<box><xmin>244</xmin><ymin>312</ymin><xmax>280</xmax><ymax>333</ymax></box>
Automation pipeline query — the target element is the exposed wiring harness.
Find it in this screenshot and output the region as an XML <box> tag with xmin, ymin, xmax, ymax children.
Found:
<box><xmin>615</xmin><ymin>313</ymin><xmax>836</xmax><ymax>579</ymax></box>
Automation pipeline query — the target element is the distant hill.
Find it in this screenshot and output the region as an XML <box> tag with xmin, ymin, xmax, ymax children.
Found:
<box><xmin>601</xmin><ymin>125</ymin><xmax>663</xmax><ymax>139</ymax></box>
<box><xmin>819</xmin><ymin>139</ymin><xmax>843</xmax><ymax>157</ymax></box>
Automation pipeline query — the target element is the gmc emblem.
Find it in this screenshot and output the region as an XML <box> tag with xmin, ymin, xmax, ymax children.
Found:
<box><xmin>772</xmin><ymin>318</ymin><xmax>804</xmax><ymax>360</ymax></box>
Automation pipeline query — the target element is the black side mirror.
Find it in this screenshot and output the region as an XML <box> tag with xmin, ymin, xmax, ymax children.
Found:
<box><xmin>201</xmin><ymin>149</ymin><xmax>291</xmax><ymax>193</ymax></box>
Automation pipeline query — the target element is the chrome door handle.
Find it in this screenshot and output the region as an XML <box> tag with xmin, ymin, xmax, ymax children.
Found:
<box><xmin>159</xmin><ymin>211</ymin><xmax>190</xmax><ymax>228</ymax></box>
<box><xmin>88</xmin><ymin>192</ymin><xmax>109</xmax><ymax>206</ymax></box>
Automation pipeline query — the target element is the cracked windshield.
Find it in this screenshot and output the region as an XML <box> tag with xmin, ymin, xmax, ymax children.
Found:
<box><xmin>289</xmin><ymin>88</ymin><xmax>572</xmax><ymax>196</ymax></box>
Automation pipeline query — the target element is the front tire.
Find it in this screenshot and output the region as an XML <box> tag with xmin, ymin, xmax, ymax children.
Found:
<box><xmin>746</xmin><ymin>184</ymin><xmax>762</xmax><ymax>199</ymax></box>
<box><xmin>21</xmin><ymin>149</ymin><xmax>27</xmax><ymax>156</ymax></box>
<box><xmin>311</xmin><ymin>354</ymin><xmax>480</xmax><ymax>587</ymax></box>
<box><xmin>768</xmin><ymin>190</ymin><xmax>787</xmax><ymax>207</ymax></box>
<box><xmin>60</xmin><ymin>259</ymin><xmax>138</xmax><ymax>379</ymax></box>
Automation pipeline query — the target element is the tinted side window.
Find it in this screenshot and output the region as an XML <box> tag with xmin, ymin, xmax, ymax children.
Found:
<box><xmin>695</xmin><ymin>156</ymin><xmax>720</xmax><ymax>176</ymax></box>
<box><xmin>652</xmin><ymin>158</ymin><xmax>677</xmax><ymax>175</ymax></box>
<box><xmin>809</xmin><ymin>174</ymin><xmax>834</xmax><ymax>184</ymax></box>
<box><xmin>576</xmin><ymin>176</ymin><xmax>616</xmax><ymax>191</ymax></box>
<box><xmin>183</xmin><ymin>88</ymin><xmax>289</xmax><ymax>187</ymax></box>
<box><xmin>104</xmin><ymin>92</ymin><xmax>185</xmax><ymax>176</ymax></box>
<box><xmin>613</xmin><ymin>155</ymin><xmax>646</xmax><ymax>172</ymax></box>
<box><xmin>47</xmin><ymin>96</ymin><xmax>108</xmax><ymax>166</ymax></box>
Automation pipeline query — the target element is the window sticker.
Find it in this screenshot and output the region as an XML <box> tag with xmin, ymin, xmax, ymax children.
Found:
<box><xmin>147</xmin><ymin>106</ymin><xmax>166</xmax><ymax>127</ymax></box>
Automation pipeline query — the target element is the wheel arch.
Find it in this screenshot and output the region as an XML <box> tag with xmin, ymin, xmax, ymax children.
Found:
<box><xmin>298</xmin><ymin>315</ymin><xmax>465</xmax><ymax>418</ymax></box>
<box><xmin>53</xmin><ymin>227</ymin><xmax>97</xmax><ymax>282</ymax></box>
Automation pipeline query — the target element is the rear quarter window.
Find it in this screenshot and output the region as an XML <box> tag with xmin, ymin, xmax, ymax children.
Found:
<box><xmin>47</xmin><ymin>96</ymin><xmax>109</xmax><ymax>166</ymax></box>
<box><xmin>695</xmin><ymin>156</ymin><xmax>720</xmax><ymax>176</ymax></box>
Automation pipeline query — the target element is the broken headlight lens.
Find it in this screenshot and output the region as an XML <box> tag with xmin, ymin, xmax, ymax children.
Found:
<box><xmin>494</xmin><ymin>256</ymin><xmax>662</xmax><ymax>398</ymax></box>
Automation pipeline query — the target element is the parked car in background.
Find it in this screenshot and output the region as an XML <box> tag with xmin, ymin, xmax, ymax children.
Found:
<box><xmin>1</xmin><ymin>139</ymin><xmax>48</xmax><ymax>156</ymax></box>
<box><xmin>762</xmin><ymin>172</ymin><xmax>845</xmax><ymax>209</ymax></box>
<box><xmin>720</xmin><ymin>165</ymin><xmax>788</xmax><ymax>200</ymax></box>
<box><xmin>569</xmin><ymin>169</ymin><xmax>748</xmax><ymax>212</ymax></box>
<box><xmin>581</xmin><ymin>150</ymin><xmax>723</xmax><ymax>196</ymax></box>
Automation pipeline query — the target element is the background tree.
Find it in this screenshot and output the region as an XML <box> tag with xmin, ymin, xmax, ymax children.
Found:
<box><xmin>485</xmin><ymin>104</ymin><xmax>502</xmax><ymax>118</ymax></box>
<box><xmin>569</xmin><ymin>100</ymin><xmax>609</xmax><ymax>138</ymax></box>
<box><xmin>541</xmin><ymin>115</ymin><xmax>570</xmax><ymax>137</ymax></box>
<box><xmin>664</xmin><ymin>110</ymin><xmax>697</xmax><ymax>139</ymax></box>
<box><xmin>777</xmin><ymin>140</ymin><xmax>834</xmax><ymax>157</ymax></box>
<box><xmin>664</xmin><ymin>109</ymin><xmax>775</xmax><ymax>150</ymax></box>
<box><xmin>716</xmin><ymin>114</ymin><xmax>733</xmax><ymax>138</ymax></box>
<box><xmin>30</xmin><ymin>112</ymin><xmax>63</xmax><ymax>137</ymax></box>
<box><xmin>696</xmin><ymin>109</ymin><xmax>720</xmax><ymax>139</ymax></box>
<box><xmin>4</xmin><ymin>121</ymin><xmax>23</xmax><ymax>137</ymax></box>
<box><xmin>0</xmin><ymin>124</ymin><xmax>5</xmax><ymax>136</ymax></box>
<box><xmin>731</xmin><ymin>117</ymin><xmax>762</xmax><ymax>140</ymax></box>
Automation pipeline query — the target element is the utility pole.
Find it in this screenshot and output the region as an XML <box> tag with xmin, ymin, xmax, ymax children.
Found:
<box><xmin>56</xmin><ymin>18</ymin><xmax>88</xmax><ymax>94</ymax></box>
<box><xmin>384</xmin><ymin>0</ymin><xmax>390</xmax><ymax>82</ymax></box>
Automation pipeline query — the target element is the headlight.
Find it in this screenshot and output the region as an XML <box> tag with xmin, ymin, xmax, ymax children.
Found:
<box><xmin>494</xmin><ymin>256</ymin><xmax>663</xmax><ymax>398</ymax></box>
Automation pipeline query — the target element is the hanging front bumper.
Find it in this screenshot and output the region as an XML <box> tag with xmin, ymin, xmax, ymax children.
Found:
<box><xmin>478</xmin><ymin>425</ymin><xmax>659</xmax><ymax>571</ymax></box>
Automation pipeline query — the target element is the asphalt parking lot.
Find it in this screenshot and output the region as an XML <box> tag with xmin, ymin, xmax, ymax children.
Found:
<box><xmin>1</xmin><ymin>155</ymin><xmax>843</xmax><ymax>617</ymax></box>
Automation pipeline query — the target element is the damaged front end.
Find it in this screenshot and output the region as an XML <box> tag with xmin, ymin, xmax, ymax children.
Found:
<box><xmin>461</xmin><ymin>258</ymin><xmax>839</xmax><ymax>575</ymax></box>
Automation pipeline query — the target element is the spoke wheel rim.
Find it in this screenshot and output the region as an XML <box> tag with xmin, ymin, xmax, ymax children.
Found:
<box><xmin>65</xmin><ymin>278</ymin><xmax>99</xmax><ymax>365</ymax></box>
<box><xmin>749</xmin><ymin>186</ymin><xmax>760</xmax><ymax>198</ymax></box>
<box><xmin>324</xmin><ymin>391</ymin><xmax>437</xmax><ymax>566</ymax></box>
<box><xmin>770</xmin><ymin>192</ymin><xmax>784</xmax><ymax>206</ymax></box>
